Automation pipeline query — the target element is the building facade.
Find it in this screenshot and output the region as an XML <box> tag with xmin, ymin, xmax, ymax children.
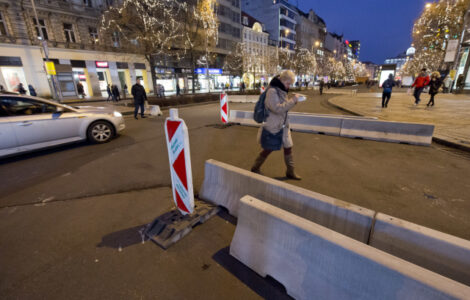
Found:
<box><xmin>242</xmin><ymin>0</ymin><xmax>298</xmax><ymax>51</ymax></box>
<box><xmin>454</xmin><ymin>6</ymin><xmax>470</xmax><ymax>92</ymax></box>
<box><xmin>241</xmin><ymin>12</ymin><xmax>270</xmax><ymax>87</ymax></box>
<box><xmin>347</xmin><ymin>40</ymin><xmax>361</xmax><ymax>60</ymax></box>
<box><xmin>324</xmin><ymin>32</ymin><xmax>347</xmax><ymax>60</ymax></box>
<box><xmin>295</xmin><ymin>9</ymin><xmax>326</xmax><ymax>58</ymax></box>
<box><xmin>0</xmin><ymin>0</ymin><xmax>152</xmax><ymax>98</ymax></box>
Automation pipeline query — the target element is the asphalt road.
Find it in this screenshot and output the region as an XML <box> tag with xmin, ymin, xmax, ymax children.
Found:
<box><xmin>1</xmin><ymin>90</ymin><xmax>470</xmax><ymax>299</ymax></box>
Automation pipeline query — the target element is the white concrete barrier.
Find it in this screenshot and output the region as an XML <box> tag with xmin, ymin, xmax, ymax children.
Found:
<box><xmin>227</xmin><ymin>95</ymin><xmax>259</xmax><ymax>103</ymax></box>
<box><xmin>230</xmin><ymin>196</ymin><xmax>470</xmax><ymax>300</ymax></box>
<box><xmin>229</xmin><ymin>110</ymin><xmax>433</xmax><ymax>145</ymax></box>
<box><xmin>369</xmin><ymin>213</ymin><xmax>470</xmax><ymax>286</ymax></box>
<box><xmin>199</xmin><ymin>159</ymin><xmax>375</xmax><ymax>243</ymax></box>
<box><xmin>340</xmin><ymin>118</ymin><xmax>434</xmax><ymax>146</ymax></box>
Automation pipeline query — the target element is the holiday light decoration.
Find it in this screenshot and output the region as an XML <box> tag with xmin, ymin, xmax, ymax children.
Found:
<box><xmin>404</xmin><ymin>0</ymin><xmax>470</xmax><ymax>75</ymax></box>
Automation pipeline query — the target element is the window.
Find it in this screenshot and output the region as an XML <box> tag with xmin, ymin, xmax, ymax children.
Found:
<box><xmin>89</xmin><ymin>27</ymin><xmax>98</xmax><ymax>44</ymax></box>
<box><xmin>112</xmin><ymin>31</ymin><xmax>120</xmax><ymax>47</ymax></box>
<box><xmin>242</xmin><ymin>16</ymin><xmax>248</xmax><ymax>26</ymax></box>
<box><xmin>0</xmin><ymin>97</ymin><xmax>57</xmax><ymax>116</ymax></box>
<box><xmin>0</xmin><ymin>12</ymin><xmax>8</xmax><ymax>36</ymax></box>
<box><xmin>63</xmin><ymin>23</ymin><xmax>76</xmax><ymax>43</ymax></box>
<box><xmin>32</xmin><ymin>18</ymin><xmax>48</xmax><ymax>40</ymax></box>
<box><xmin>83</xmin><ymin>0</ymin><xmax>92</xmax><ymax>7</ymax></box>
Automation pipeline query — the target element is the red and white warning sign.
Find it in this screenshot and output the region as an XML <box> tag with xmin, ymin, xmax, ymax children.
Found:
<box><xmin>220</xmin><ymin>93</ymin><xmax>229</xmax><ymax>124</ymax></box>
<box><xmin>164</xmin><ymin>109</ymin><xmax>194</xmax><ymax>215</ymax></box>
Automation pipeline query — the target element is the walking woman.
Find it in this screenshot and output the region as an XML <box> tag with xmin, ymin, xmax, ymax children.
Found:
<box><xmin>427</xmin><ymin>72</ymin><xmax>442</xmax><ymax>107</ymax></box>
<box><xmin>251</xmin><ymin>70</ymin><xmax>301</xmax><ymax>180</ymax></box>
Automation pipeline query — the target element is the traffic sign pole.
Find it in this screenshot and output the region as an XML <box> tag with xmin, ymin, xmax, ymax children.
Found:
<box><xmin>164</xmin><ymin>109</ymin><xmax>194</xmax><ymax>215</ymax></box>
<box><xmin>220</xmin><ymin>93</ymin><xmax>229</xmax><ymax>124</ymax></box>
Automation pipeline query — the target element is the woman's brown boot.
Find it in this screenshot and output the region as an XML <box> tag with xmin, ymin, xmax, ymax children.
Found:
<box><xmin>251</xmin><ymin>155</ymin><xmax>267</xmax><ymax>174</ymax></box>
<box><xmin>284</xmin><ymin>154</ymin><xmax>302</xmax><ymax>180</ymax></box>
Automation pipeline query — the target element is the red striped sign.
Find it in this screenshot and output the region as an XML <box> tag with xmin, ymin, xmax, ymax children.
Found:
<box><xmin>220</xmin><ymin>93</ymin><xmax>228</xmax><ymax>124</ymax></box>
<box><xmin>164</xmin><ymin>109</ymin><xmax>194</xmax><ymax>215</ymax></box>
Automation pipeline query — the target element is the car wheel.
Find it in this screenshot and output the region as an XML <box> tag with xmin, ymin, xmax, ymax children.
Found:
<box><xmin>87</xmin><ymin>121</ymin><xmax>115</xmax><ymax>144</ymax></box>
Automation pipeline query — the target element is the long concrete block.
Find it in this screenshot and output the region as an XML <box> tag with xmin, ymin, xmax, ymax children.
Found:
<box><xmin>230</xmin><ymin>196</ymin><xmax>470</xmax><ymax>300</ymax></box>
<box><xmin>227</xmin><ymin>95</ymin><xmax>259</xmax><ymax>103</ymax></box>
<box><xmin>289</xmin><ymin>113</ymin><xmax>343</xmax><ymax>135</ymax></box>
<box><xmin>228</xmin><ymin>110</ymin><xmax>258</xmax><ymax>126</ymax></box>
<box><xmin>340</xmin><ymin>118</ymin><xmax>434</xmax><ymax>146</ymax></box>
<box><xmin>369</xmin><ymin>213</ymin><xmax>470</xmax><ymax>286</ymax></box>
<box><xmin>199</xmin><ymin>159</ymin><xmax>375</xmax><ymax>243</ymax></box>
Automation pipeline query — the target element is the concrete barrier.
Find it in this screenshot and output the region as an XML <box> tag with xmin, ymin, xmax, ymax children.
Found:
<box><xmin>230</xmin><ymin>196</ymin><xmax>470</xmax><ymax>300</ymax></box>
<box><xmin>340</xmin><ymin>118</ymin><xmax>434</xmax><ymax>146</ymax></box>
<box><xmin>369</xmin><ymin>213</ymin><xmax>470</xmax><ymax>286</ymax></box>
<box><xmin>229</xmin><ymin>110</ymin><xmax>433</xmax><ymax>145</ymax></box>
<box><xmin>227</xmin><ymin>95</ymin><xmax>259</xmax><ymax>103</ymax></box>
<box><xmin>199</xmin><ymin>159</ymin><xmax>375</xmax><ymax>243</ymax></box>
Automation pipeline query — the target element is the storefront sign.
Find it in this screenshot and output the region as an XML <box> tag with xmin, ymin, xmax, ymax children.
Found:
<box><xmin>95</xmin><ymin>61</ymin><xmax>109</xmax><ymax>68</ymax></box>
<box><xmin>164</xmin><ymin>109</ymin><xmax>194</xmax><ymax>215</ymax></box>
<box><xmin>220</xmin><ymin>93</ymin><xmax>229</xmax><ymax>124</ymax></box>
<box><xmin>45</xmin><ymin>61</ymin><xmax>56</xmax><ymax>75</ymax></box>
<box><xmin>444</xmin><ymin>40</ymin><xmax>459</xmax><ymax>62</ymax></box>
<box><xmin>78</xmin><ymin>74</ymin><xmax>87</xmax><ymax>80</ymax></box>
<box><xmin>195</xmin><ymin>68</ymin><xmax>222</xmax><ymax>75</ymax></box>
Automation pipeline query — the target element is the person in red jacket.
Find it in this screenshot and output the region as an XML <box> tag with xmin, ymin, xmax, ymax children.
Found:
<box><xmin>411</xmin><ymin>68</ymin><xmax>430</xmax><ymax>105</ymax></box>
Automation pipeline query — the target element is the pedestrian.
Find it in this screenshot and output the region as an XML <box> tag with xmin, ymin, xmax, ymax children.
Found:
<box><xmin>381</xmin><ymin>74</ymin><xmax>396</xmax><ymax>108</ymax></box>
<box><xmin>327</xmin><ymin>81</ymin><xmax>331</xmax><ymax>89</ymax></box>
<box><xmin>456</xmin><ymin>74</ymin><xmax>465</xmax><ymax>93</ymax></box>
<box><xmin>106</xmin><ymin>84</ymin><xmax>113</xmax><ymax>101</ymax></box>
<box><xmin>0</xmin><ymin>84</ymin><xmax>4</xmax><ymax>92</ymax></box>
<box><xmin>411</xmin><ymin>68</ymin><xmax>430</xmax><ymax>105</ymax></box>
<box><xmin>112</xmin><ymin>84</ymin><xmax>120</xmax><ymax>102</ymax></box>
<box><xmin>17</xmin><ymin>83</ymin><xmax>26</xmax><ymax>94</ymax></box>
<box><xmin>427</xmin><ymin>72</ymin><xmax>442</xmax><ymax>107</ymax></box>
<box><xmin>176</xmin><ymin>83</ymin><xmax>181</xmax><ymax>96</ymax></box>
<box><xmin>443</xmin><ymin>75</ymin><xmax>452</xmax><ymax>93</ymax></box>
<box><xmin>319</xmin><ymin>79</ymin><xmax>324</xmax><ymax>95</ymax></box>
<box><xmin>160</xmin><ymin>85</ymin><xmax>165</xmax><ymax>98</ymax></box>
<box><xmin>77</xmin><ymin>82</ymin><xmax>85</xmax><ymax>98</ymax></box>
<box><xmin>123</xmin><ymin>84</ymin><xmax>128</xmax><ymax>100</ymax></box>
<box><xmin>131</xmin><ymin>78</ymin><xmax>147</xmax><ymax>120</ymax></box>
<box><xmin>28</xmin><ymin>84</ymin><xmax>37</xmax><ymax>96</ymax></box>
<box><xmin>250</xmin><ymin>70</ymin><xmax>302</xmax><ymax>180</ymax></box>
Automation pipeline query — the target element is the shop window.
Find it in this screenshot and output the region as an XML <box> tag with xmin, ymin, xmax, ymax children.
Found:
<box><xmin>0</xmin><ymin>12</ymin><xmax>8</xmax><ymax>36</ymax></box>
<box><xmin>32</xmin><ymin>18</ymin><xmax>48</xmax><ymax>40</ymax></box>
<box><xmin>112</xmin><ymin>31</ymin><xmax>120</xmax><ymax>47</ymax></box>
<box><xmin>63</xmin><ymin>23</ymin><xmax>76</xmax><ymax>43</ymax></box>
<box><xmin>89</xmin><ymin>27</ymin><xmax>98</xmax><ymax>44</ymax></box>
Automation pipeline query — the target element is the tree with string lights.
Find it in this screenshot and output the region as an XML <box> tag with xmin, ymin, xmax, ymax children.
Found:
<box><xmin>404</xmin><ymin>0</ymin><xmax>470</xmax><ymax>76</ymax></box>
<box><xmin>291</xmin><ymin>46</ymin><xmax>317</xmax><ymax>80</ymax></box>
<box><xmin>100</xmin><ymin>0</ymin><xmax>187</xmax><ymax>94</ymax></box>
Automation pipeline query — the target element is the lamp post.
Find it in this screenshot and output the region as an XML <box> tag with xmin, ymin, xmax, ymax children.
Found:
<box><xmin>31</xmin><ymin>0</ymin><xmax>60</xmax><ymax>101</ymax></box>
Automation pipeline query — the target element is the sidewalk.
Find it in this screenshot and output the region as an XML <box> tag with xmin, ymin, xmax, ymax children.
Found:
<box><xmin>68</xmin><ymin>100</ymin><xmax>135</xmax><ymax>115</ymax></box>
<box><xmin>328</xmin><ymin>92</ymin><xmax>470</xmax><ymax>151</ymax></box>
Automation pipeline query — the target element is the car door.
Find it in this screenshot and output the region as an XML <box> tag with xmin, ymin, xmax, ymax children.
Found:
<box><xmin>2</xmin><ymin>97</ymin><xmax>50</xmax><ymax>149</ymax></box>
<box><xmin>0</xmin><ymin>99</ymin><xmax>19</xmax><ymax>156</ymax></box>
<box><xmin>41</xmin><ymin>104</ymin><xmax>84</xmax><ymax>141</ymax></box>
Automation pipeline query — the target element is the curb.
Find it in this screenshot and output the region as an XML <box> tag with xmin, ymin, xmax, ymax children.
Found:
<box><xmin>120</xmin><ymin>99</ymin><xmax>220</xmax><ymax>116</ymax></box>
<box><xmin>326</xmin><ymin>97</ymin><xmax>470</xmax><ymax>154</ymax></box>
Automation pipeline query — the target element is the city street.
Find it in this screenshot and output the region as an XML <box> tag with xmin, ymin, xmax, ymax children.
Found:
<box><xmin>1</xmin><ymin>90</ymin><xmax>470</xmax><ymax>299</ymax></box>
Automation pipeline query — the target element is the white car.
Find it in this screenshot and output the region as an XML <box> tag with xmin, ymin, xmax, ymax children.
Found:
<box><xmin>0</xmin><ymin>94</ymin><xmax>125</xmax><ymax>158</ymax></box>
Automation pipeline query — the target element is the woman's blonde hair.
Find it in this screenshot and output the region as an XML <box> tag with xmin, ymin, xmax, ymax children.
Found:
<box><xmin>280</xmin><ymin>70</ymin><xmax>296</xmax><ymax>84</ymax></box>
<box><xmin>431</xmin><ymin>71</ymin><xmax>440</xmax><ymax>78</ymax></box>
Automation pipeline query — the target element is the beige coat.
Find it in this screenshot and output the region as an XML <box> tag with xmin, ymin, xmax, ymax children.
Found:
<box><xmin>258</xmin><ymin>86</ymin><xmax>297</xmax><ymax>148</ymax></box>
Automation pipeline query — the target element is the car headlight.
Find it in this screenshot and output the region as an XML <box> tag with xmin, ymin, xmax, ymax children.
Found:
<box><xmin>113</xmin><ymin>111</ymin><xmax>122</xmax><ymax>117</ymax></box>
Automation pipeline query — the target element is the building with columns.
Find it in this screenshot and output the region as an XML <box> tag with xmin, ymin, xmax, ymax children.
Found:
<box><xmin>0</xmin><ymin>0</ymin><xmax>152</xmax><ymax>98</ymax></box>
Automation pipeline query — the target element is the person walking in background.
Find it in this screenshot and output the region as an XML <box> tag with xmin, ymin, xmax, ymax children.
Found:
<box><xmin>123</xmin><ymin>84</ymin><xmax>128</xmax><ymax>100</ymax></box>
<box><xmin>319</xmin><ymin>79</ymin><xmax>324</xmax><ymax>95</ymax></box>
<box><xmin>456</xmin><ymin>74</ymin><xmax>465</xmax><ymax>93</ymax></box>
<box><xmin>427</xmin><ymin>72</ymin><xmax>442</xmax><ymax>107</ymax></box>
<box><xmin>0</xmin><ymin>85</ymin><xmax>4</xmax><ymax>92</ymax></box>
<box><xmin>77</xmin><ymin>82</ymin><xmax>85</xmax><ymax>98</ymax></box>
<box><xmin>131</xmin><ymin>78</ymin><xmax>147</xmax><ymax>120</ymax></box>
<box><xmin>106</xmin><ymin>84</ymin><xmax>113</xmax><ymax>101</ymax></box>
<box><xmin>250</xmin><ymin>70</ymin><xmax>302</xmax><ymax>180</ymax></box>
<box><xmin>411</xmin><ymin>68</ymin><xmax>430</xmax><ymax>105</ymax></box>
<box><xmin>28</xmin><ymin>84</ymin><xmax>37</xmax><ymax>97</ymax></box>
<box><xmin>112</xmin><ymin>84</ymin><xmax>120</xmax><ymax>102</ymax></box>
<box><xmin>176</xmin><ymin>83</ymin><xmax>181</xmax><ymax>96</ymax></box>
<box><xmin>381</xmin><ymin>74</ymin><xmax>396</xmax><ymax>108</ymax></box>
<box><xmin>443</xmin><ymin>75</ymin><xmax>452</xmax><ymax>93</ymax></box>
<box><xmin>17</xmin><ymin>83</ymin><xmax>26</xmax><ymax>94</ymax></box>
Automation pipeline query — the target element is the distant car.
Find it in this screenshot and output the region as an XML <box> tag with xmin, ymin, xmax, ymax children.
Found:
<box><xmin>0</xmin><ymin>94</ymin><xmax>125</xmax><ymax>158</ymax></box>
